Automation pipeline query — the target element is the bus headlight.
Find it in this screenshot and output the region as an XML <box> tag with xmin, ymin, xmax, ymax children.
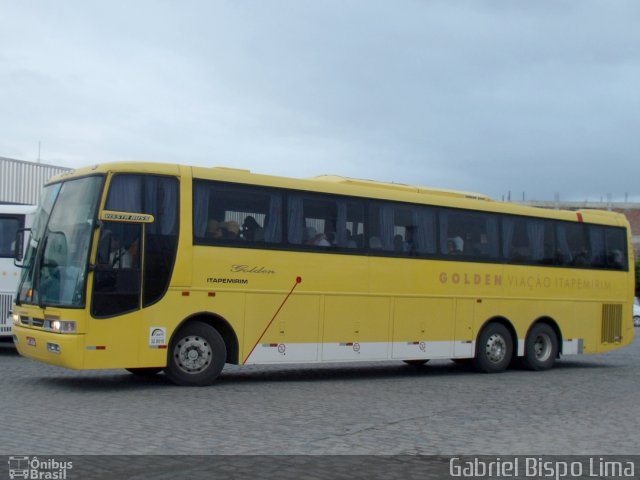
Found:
<box><xmin>46</xmin><ymin>320</ymin><xmax>77</xmax><ymax>334</ymax></box>
<box><xmin>12</xmin><ymin>313</ymin><xmax>19</xmax><ymax>325</ymax></box>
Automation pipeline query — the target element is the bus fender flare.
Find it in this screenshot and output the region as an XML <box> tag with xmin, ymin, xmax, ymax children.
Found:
<box><xmin>475</xmin><ymin>316</ymin><xmax>518</xmax><ymax>355</ymax></box>
<box><xmin>172</xmin><ymin>311</ymin><xmax>240</xmax><ymax>365</ymax></box>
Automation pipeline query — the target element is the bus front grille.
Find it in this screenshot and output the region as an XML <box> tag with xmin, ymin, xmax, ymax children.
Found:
<box><xmin>1</xmin><ymin>293</ymin><xmax>13</xmax><ymax>329</ymax></box>
<box><xmin>601</xmin><ymin>304</ymin><xmax>622</xmax><ymax>343</ymax></box>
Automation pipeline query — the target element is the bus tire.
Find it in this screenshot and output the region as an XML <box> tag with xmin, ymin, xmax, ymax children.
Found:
<box><xmin>473</xmin><ymin>323</ymin><xmax>513</xmax><ymax>373</ymax></box>
<box><xmin>522</xmin><ymin>323</ymin><xmax>558</xmax><ymax>371</ymax></box>
<box><xmin>165</xmin><ymin>321</ymin><xmax>226</xmax><ymax>386</ymax></box>
<box><xmin>126</xmin><ymin>367</ymin><xmax>162</xmax><ymax>376</ymax></box>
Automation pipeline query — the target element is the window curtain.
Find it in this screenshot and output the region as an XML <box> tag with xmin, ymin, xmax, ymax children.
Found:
<box><xmin>107</xmin><ymin>176</ymin><xmax>143</xmax><ymax>212</ymax></box>
<box><xmin>413</xmin><ymin>208</ymin><xmax>436</xmax><ymax>254</ymax></box>
<box><xmin>335</xmin><ymin>201</ymin><xmax>349</xmax><ymax>247</ymax></box>
<box><xmin>589</xmin><ymin>226</ymin><xmax>606</xmax><ymax>266</ymax></box>
<box><xmin>439</xmin><ymin>212</ymin><xmax>449</xmax><ymax>253</ymax></box>
<box><xmin>502</xmin><ymin>218</ymin><xmax>515</xmax><ymax>259</ymax></box>
<box><xmin>555</xmin><ymin>224</ymin><xmax>572</xmax><ymax>264</ymax></box>
<box><xmin>378</xmin><ymin>205</ymin><xmax>395</xmax><ymax>251</ymax></box>
<box><xmin>193</xmin><ymin>184</ymin><xmax>210</xmax><ymax>239</ymax></box>
<box><xmin>287</xmin><ymin>195</ymin><xmax>304</xmax><ymax>244</ymax></box>
<box><xmin>145</xmin><ymin>177</ymin><xmax>178</xmax><ymax>235</ymax></box>
<box><xmin>107</xmin><ymin>176</ymin><xmax>178</xmax><ymax>236</ymax></box>
<box><xmin>264</xmin><ymin>193</ymin><xmax>282</xmax><ymax>243</ymax></box>
<box><xmin>485</xmin><ymin>217</ymin><xmax>500</xmax><ymax>258</ymax></box>
<box><xmin>527</xmin><ymin>220</ymin><xmax>545</xmax><ymax>261</ymax></box>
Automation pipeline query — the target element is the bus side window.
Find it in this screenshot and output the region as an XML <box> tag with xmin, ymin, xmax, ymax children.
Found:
<box><xmin>605</xmin><ymin>228</ymin><xmax>628</xmax><ymax>270</ymax></box>
<box><xmin>0</xmin><ymin>216</ymin><xmax>21</xmax><ymax>257</ymax></box>
<box><xmin>193</xmin><ymin>180</ymin><xmax>282</xmax><ymax>246</ymax></box>
<box><xmin>287</xmin><ymin>194</ymin><xmax>336</xmax><ymax>248</ymax></box>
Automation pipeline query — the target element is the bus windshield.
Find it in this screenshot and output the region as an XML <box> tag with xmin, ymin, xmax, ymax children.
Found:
<box><xmin>18</xmin><ymin>175</ymin><xmax>104</xmax><ymax>308</ymax></box>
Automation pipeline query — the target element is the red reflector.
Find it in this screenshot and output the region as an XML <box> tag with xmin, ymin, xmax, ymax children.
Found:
<box><xmin>182</xmin><ymin>291</ymin><xmax>190</xmax><ymax>296</ymax></box>
<box><xmin>96</xmin><ymin>346</ymin><xmax>106</xmax><ymax>350</ymax></box>
<box><xmin>576</xmin><ymin>212</ymin><xmax>583</xmax><ymax>222</ymax></box>
<box><xmin>208</xmin><ymin>292</ymin><xmax>216</xmax><ymax>297</ymax></box>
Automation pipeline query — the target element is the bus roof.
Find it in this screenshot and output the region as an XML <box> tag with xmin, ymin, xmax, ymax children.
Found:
<box><xmin>46</xmin><ymin>162</ymin><xmax>629</xmax><ymax>228</ymax></box>
<box><xmin>310</xmin><ymin>175</ymin><xmax>493</xmax><ymax>201</ymax></box>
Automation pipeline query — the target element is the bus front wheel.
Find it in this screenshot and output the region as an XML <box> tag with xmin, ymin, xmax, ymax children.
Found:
<box><xmin>473</xmin><ymin>323</ymin><xmax>513</xmax><ymax>373</ymax></box>
<box><xmin>165</xmin><ymin>321</ymin><xmax>226</xmax><ymax>386</ymax></box>
<box><xmin>522</xmin><ymin>323</ymin><xmax>558</xmax><ymax>371</ymax></box>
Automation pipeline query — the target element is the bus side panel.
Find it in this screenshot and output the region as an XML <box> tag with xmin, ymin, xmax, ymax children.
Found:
<box><xmin>243</xmin><ymin>293</ymin><xmax>320</xmax><ymax>364</ymax></box>
<box><xmin>322</xmin><ymin>295</ymin><xmax>390</xmax><ymax>361</ymax></box>
<box><xmin>391</xmin><ymin>297</ymin><xmax>454</xmax><ymax>359</ymax></box>
<box><xmin>453</xmin><ymin>299</ymin><xmax>475</xmax><ymax>357</ymax></box>
<box><xmin>84</xmin><ymin>312</ymin><xmax>140</xmax><ymax>369</ymax></box>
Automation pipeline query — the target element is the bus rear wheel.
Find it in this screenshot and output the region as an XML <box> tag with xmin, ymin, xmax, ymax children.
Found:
<box><xmin>473</xmin><ymin>323</ymin><xmax>513</xmax><ymax>373</ymax></box>
<box><xmin>522</xmin><ymin>323</ymin><xmax>558</xmax><ymax>371</ymax></box>
<box><xmin>165</xmin><ymin>321</ymin><xmax>226</xmax><ymax>386</ymax></box>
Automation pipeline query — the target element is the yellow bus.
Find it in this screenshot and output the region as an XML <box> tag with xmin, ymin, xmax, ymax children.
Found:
<box><xmin>12</xmin><ymin>162</ymin><xmax>635</xmax><ymax>386</ymax></box>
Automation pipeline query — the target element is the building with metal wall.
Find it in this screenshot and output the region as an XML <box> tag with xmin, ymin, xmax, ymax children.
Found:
<box><xmin>0</xmin><ymin>156</ymin><xmax>71</xmax><ymax>205</ymax></box>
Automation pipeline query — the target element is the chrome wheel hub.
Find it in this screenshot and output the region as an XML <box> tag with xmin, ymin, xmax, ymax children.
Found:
<box><xmin>174</xmin><ymin>335</ymin><xmax>212</xmax><ymax>373</ymax></box>
<box><xmin>485</xmin><ymin>334</ymin><xmax>506</xmax><ymax>363</ymax></box>
<box><xmin>533</xmin><ymin>333</ymin><xmax>552</xmax><ymax>362</ymax></box>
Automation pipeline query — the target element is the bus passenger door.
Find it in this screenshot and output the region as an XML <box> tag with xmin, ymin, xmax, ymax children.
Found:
<box><xmin>87</xmin><ymin>221</ymin><xmax>142</xmax><ymax>367</ymax></box>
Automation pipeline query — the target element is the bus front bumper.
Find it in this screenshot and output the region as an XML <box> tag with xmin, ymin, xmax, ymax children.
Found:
<box><xmin>13</xmin><ymin>325</ymin><xmax>85</xmax><ymax>369</ymax></box>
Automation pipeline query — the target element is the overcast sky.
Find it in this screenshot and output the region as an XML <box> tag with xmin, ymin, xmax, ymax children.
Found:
<box><xmin>1</xmin><ymin>1</ymin><xmax>639</xmax><ymax>202</ymax></box>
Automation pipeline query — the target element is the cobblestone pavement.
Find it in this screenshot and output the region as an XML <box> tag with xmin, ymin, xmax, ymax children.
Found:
<box><xmin>1</xmin><ymin>334</ymin><xmax>639</xmax><ymax>456</ymax></box>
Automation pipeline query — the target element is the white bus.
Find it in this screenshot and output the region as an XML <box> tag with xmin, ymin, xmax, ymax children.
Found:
<box><xmin>0</xmin><ymin>204</ymin><xmax>36</xmax><ymax>346</ymax></box>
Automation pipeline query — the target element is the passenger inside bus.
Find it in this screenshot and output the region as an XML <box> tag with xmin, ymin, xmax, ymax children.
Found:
<box><xmin>305</xmin><ymin>227</ymin><xmax>330</xmax><ymax>246</ymax></box>
<box><xmin>447</xmin><ymin>237</ymin><xmax>463</xmax><ymax>255</ymax></box>
<box><xmin>224</xmin><ymin>221</ymin><xmax>241</xmax><ymax>239</ymax></box>
<box><xmin>404</xmin><ymin>225</ymin><xmax>417</xmax><ymax>253</ymax></box>
<box><xmin>206</xmin><ymin>220</ymin><xmax>241</xmax><ymax>241</ymax></box>
<box><xmin>393</xmin><ymin>234</ymin><xmax>404</xmax><ymax>252</ymax></box>
<box><xmin>242</xmin><ymin>216</ymin><xmax>264</xmax><ymax>241</ymax></box>
<box><xmin>206</xmin><ymin>220</ymin><xmax>224</xmax><ymax>240</ymax></box>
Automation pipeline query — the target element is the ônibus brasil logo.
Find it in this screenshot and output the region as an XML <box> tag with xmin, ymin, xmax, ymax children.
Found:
<box><xmin>8</xmin><ymin>456</ymin><xmax>73</xmax><ymax>479</ymax></box>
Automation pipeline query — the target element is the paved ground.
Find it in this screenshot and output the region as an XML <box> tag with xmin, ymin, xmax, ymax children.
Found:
<box><xmin>1</xmin><ymin>334</ymin><xmax>639</xmax><ymax>456</ymax></box>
